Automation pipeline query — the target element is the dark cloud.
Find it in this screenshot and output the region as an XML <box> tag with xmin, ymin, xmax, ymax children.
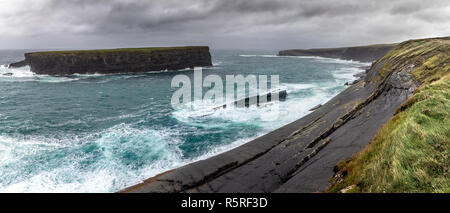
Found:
<box><xmin>0</xmin><ymin>0</ymin><xmax>448</xmax><ymax>49</ymax></box>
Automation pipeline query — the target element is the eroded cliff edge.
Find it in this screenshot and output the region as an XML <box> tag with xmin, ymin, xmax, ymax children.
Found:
<box><xmin>279</xmin><ymin>43</ymin><xmax>396</xmax><ymax>62</ymax></box>
<box><xmin>121</xmin><ymin>37</ymin><xmax>449</xmax><ymax>193</ymax></box>
<box><xmin>9</xmin><ymin>46</ymin><xmax>212</xmax><ymax>75</ymax></box>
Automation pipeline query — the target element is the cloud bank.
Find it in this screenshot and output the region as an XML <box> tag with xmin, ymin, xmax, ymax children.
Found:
<box><xmin>0</xmin><ymin>0</ymin><xmax>449</xmax><ymax>49</ymax></box>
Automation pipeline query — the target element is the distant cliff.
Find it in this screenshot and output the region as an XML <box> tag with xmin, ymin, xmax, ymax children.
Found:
<box><xmin>278</xmin><ymin>44</ymin><xmax>395</xmax><ymax>62</ymax></box>
<box><xmin>9</xmin><ymin>46</ymin><xmax>212</xmax><ymax>75</ymax></box>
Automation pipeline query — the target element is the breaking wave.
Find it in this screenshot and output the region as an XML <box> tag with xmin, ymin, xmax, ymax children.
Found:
<box><xmin>0</xmin><ymin>65</ymin><xmax>80</xmax><ymax>83</ymax></box>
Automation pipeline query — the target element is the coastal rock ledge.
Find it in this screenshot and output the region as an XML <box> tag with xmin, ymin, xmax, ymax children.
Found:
<box><xmin>9</xmin><ymin>46</ymin><xmax>212</xmax><ymax>75</ymax></box>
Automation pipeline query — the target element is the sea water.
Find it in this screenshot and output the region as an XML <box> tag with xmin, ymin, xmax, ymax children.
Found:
<box><xmin>0</xmin><ymin>49</ymin><xmax>369</xmax><ymax>192</ymax></box>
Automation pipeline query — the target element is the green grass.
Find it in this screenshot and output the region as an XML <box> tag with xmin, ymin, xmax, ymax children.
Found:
<box><xmin>329</xmin><ymin>37</ymin><xmax>450</xmax><ymax>193</ymax></box>
<box><xmin>27</xmin><ymin>46</ymin><xmax>208</xmax><ymax>55</ymax></box>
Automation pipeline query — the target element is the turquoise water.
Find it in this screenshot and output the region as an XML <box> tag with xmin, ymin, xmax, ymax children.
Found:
<box><xmin>0</xmin><ymin>50</ymin><xmax>368</xmax><ymax>192</ymax></box>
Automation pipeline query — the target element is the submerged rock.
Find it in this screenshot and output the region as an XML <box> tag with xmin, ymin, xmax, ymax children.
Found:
<box><xmin>309</xmin><ymin>104</ymin><xmax>322</xmax><ymax>111</ymax></box>
<box><xmin>214</xmin><ymin>89</ymin><xmax>288</xmax><ymax>109</ymax></box>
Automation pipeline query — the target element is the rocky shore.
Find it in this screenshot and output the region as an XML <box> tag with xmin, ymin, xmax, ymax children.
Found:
<box><xmin>9</xmin><ymin>46</ymin><xmax>212</xmax><ymax>75</ymax></box>
<box><xmin>121</xmin><ymin>37</ymin><xmax>448</xmax><ymax>193</ymax></box>
<box><xmin>278</xmin><ymin>44</ymin><xmax>395</xmax><ymax>62</ymax></box>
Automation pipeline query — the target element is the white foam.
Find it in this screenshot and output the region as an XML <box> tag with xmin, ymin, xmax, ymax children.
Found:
<box><xmin>239</xmin><ymin>55</ymin><xmax>371</xmax><ymax>70</ymax></box>
<box><xmin>0</xmin><ymin>65</ymin><xmax>81</xmax><ymax>83</ymax></box>
<box><xmin>239</xmin><ymin>54</ymin><xmax>280</xmax><ymax>58</ymax></box>
<box><xmin>276</xmin><ymin>55</ymin><xmax>371</xmax><ymax>66</ymax></box>
<box><xmin>313</xmin><ymin>57</ymin><xmax>360</xmax><ymax>64</ymax></box>
<box><xmin>39</xmin><ymin>76</ymin><xmax>81</xmax><ymax>83</ymax></box>
<box><xmin>72</xmin><ymin>73</ymin><xmax>109</xmax><ymax>77</ymax></box>
<box><xmin>0</xmin><ymin>65</ymin><xmax>35</xmax><ymax>78</ymax></box>
<box><xmin>1</xmin><ymin>119</ymin><xmax>299</xmax><ymax>192</ymax></box>
<box><xmin>279</xmin><ymin>83</ymin><xmax>316</xmax><ymax>93</ymax></box>
<box><xmin>331</xmin><ymin>67</ymin><xmax>364</xmax><ymax>82</ymax></box>
<box><xmin>0</xmin><ymin>124</ymin><xmax>187</xmax><ymax>192</ymax></box>
<box><xmin>0</xmin><ymin>64</ymin><xmax>200</xmax><ymax>84</ymax></box>
<box><xmin>171</xmin><ymin>57</ymin><xmax>361</xmax><ymax>132</ymax></box>
<box><xmin>239</xmin><ymin>55</ymin><xmax>282</xmax><ymax>58</ymax></box>
<box><xmin>171</xmin><ymin>82</ymin><xmax>336</xmax><ymax>132</ymax></box>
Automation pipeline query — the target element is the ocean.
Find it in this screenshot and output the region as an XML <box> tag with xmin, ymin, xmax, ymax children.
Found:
<box><xmin>0</xmin><ymin>49</ymin><xmax>369</xmax><ymax>192</ymax></box>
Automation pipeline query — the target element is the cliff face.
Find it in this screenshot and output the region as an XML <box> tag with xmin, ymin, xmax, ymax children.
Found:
<box><xmin>11</xmin><ymin>46</ymin><xmax>212</xmax><ymax>75</ymax></box>
<box><xmin>278</xmin><ymin>44</ymin><xmax>395</xmax><ymax>62</ymax></box>
<box><xmin>121</xmin><ymin>37</ymin><xmax>449</xmax><ymax>193</ymax></box>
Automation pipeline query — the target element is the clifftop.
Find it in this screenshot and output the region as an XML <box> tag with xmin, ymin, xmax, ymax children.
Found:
<box><xmin>278</xmin><ymin>43</ymin><xmax>396</xmax><ymax>62</ymax></box>
<box><xmin>25</xmin><ymin>46</ymin><xmax>208</xmax><ymax>55</ymax></box>
<box><xmin>10</xmin><ymin>46</ymin><xmax>212</xmax><ymax>75</ymax></box>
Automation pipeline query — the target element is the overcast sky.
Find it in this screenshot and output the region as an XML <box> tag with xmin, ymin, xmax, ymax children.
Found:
<box><xmin>0</xmin><ymin>0</ymin><xmax>449</xmax><ymax>50</ymax></box>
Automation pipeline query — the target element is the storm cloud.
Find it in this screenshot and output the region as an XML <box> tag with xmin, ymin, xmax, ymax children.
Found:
<box><xmin>0</xmin><ymin>0</ymin><xmax>449</xmax><ymax>49</ymax></box>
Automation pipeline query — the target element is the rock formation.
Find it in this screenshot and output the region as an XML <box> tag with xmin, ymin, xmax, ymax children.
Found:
<box><xmin>8</xmin><ymin>60</ymin><xmax>28</xmax><ymax>68</ymax></box>
<box><xmin>214</xmin><ymin>89</ymin><xmax>287</xmax><ymax>109</ymax></box>
<box><xmin>9</xmin><ymin>46</ymin><xmax>212</xmax><ymax>75</ymax></box>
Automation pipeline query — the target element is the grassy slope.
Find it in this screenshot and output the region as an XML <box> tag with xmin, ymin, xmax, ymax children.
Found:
<box><xmin>329</xmin><ymin>37</ymin><xmax>450</xmax><ymax>193</ymax></box>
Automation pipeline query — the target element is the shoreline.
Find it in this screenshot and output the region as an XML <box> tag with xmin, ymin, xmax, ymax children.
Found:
<box><xmin>121</xmin><ymin>36</ymin><xmax>450</xmax><ymax>192</ymax></box>
<box><xmin>120</xmin><ymin>53</ymin><xmax>408</xmax><ymax>192</ymax></box>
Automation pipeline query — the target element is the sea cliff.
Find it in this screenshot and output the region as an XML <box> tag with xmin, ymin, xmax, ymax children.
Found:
<box><xmin>121</xmin><ymin>37</ymin><xmax>449</xmax><ymax>193</ymax></box>
<box><xmin>9</xmin><ymin>46</ymin><xmax>212</xmax><ymax>75</ymax></box>
<box><xmin>278</xmin><ymin>44</ymin><xmax>395</xmax><ymax>62</ymax></box>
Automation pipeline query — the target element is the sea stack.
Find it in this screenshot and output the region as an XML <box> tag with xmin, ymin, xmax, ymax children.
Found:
<box><xmin>9</xmin><ymin>46</ymin><xmax>212</xmax><ymax>75</ymax></box>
